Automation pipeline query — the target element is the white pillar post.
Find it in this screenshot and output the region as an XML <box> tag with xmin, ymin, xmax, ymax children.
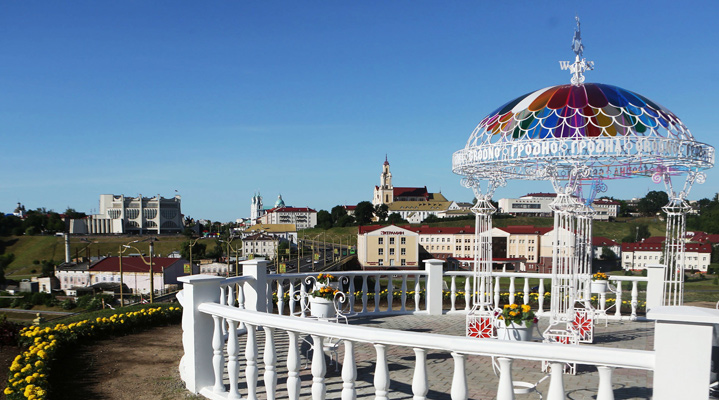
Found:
<box><xmin>176</xmin><ymin>275</ymin><xmax>225</xmax><ymax>394</ymax></box>
<box><xmin>242</xmin><ymin>259</ymin><xmax>268</xmax><ymax>312</ymax></box>
<box><xmin>648</xmin><ymin>306</ymin><xmax>719</xmax><ymax>400</ymax></box>
<box><xmin>645</xmin><ymin>264</ymin><xmax>666</xmax><ymax>312</ymax></box>
<box><xmin>424</xmin><ymin>259</ymin><xmax>444</xmax><ymax>316</ymax></box>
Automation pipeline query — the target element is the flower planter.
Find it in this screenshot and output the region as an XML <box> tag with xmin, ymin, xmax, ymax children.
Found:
<box><xmin>591</xmin><ymin>280</ymin><xmax>608</xmax><ymax>294</ymax></box>
<box><xmin>309</xmin><ymin>296</ymin><xmax>336</xmax><ymax>319</ymax></box>
<box><xmin>496</xmin><ymin>320</ymin><xmax>533</xmax><ymax>341</ymax></box>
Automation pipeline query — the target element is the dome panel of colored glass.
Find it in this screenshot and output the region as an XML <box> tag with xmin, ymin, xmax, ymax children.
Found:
<box><xmin>467</xmin><ymin>83</ymin><xmax>689</xmax><ymax>147</ymax></box>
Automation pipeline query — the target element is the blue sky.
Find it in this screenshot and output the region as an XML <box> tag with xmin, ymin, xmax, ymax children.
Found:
<box><xmin>1</xmin><ymin>1</ymin><xmax>718</xmax><ymax>222</ymax></box>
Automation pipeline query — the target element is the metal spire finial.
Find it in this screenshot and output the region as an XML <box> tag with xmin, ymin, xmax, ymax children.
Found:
<box><xmin>559</xmin><ymin>16</ymin><xmax>594</xmax><ymax>86</ymax></box>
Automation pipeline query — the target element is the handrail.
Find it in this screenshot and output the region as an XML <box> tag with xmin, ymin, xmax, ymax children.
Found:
<box><xmin>198</xmin><ymin>303</ymin><xmax>655</xmax><ymax>371</ymax></box>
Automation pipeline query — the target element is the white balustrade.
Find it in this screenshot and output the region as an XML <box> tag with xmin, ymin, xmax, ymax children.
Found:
<box><xmin>177</xmin><ymin>259</ymin><xmax>697</xmax><ymax>400</ymax></box>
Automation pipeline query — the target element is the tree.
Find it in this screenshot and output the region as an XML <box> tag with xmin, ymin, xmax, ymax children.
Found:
<box><xmin>637</xmin><ymin>191</ymin><xmax>669</xmax><ymax>216</ymax></box>
<box><xmin>64</xmin><ymin>208</ymin><xmax>87</xmax><ymax>219</ymax></box>
<box><xmin>621</xmin><ymin>224</ymin><xmax>651</xmax><ymax>243</ymax></box>
<box><xmin>205</xmin><ymin>240</ymin><xmax>224</xmax><ymax>260</ymax></box>
<box><xmin>422</xmin><ymin>214</ymin><xmax>440</xmax><ymax>223</ymax></box>
<box><xmin>330</xmin><ymin>206</ymin><xmax>348</xmax><ymax>226</ymax></box>
<box><xmin>374</xmin><ymin>204</ymin><xmax>389</xmax><ymax>222</ymax></box>
<box><xmin>386</xmin><ymin>213</ymin><xmax>408</xmax><ymax>225</ymax></box>
<box><xmin>316</xmin><ymin>210</ymin><xmax>333</xmax><ymax>229</ymax></box>
<box><xmin>180</xmin><ymin>240</ymin><xmax>207</xmax><ymax>260</ymax></box>
<box><xmin>336</xmin><ymin>215</ymin><xmax>355</xmax><ymax>227</ymax></box>
<box><xmin>600</xmin><ymin>247</ymin><xmax>617</xmax><ymax>261</ymax></box>
<box><xmin>354</xmin><ymin>201</ymin><xmax>374</xmax><ymax>225</ymax></box>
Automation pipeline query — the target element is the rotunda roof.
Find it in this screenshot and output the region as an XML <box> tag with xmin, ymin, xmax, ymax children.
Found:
<box><xmin>467</xmin><ymin>83</ymin><xmax>689</xmax><ymax>147</ymax></box>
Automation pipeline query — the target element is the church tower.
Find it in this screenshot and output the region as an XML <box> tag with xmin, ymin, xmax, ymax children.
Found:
<box><xmin>250</xmin><ymin>192</ymin><xmax>263</xmax><ymax>225</ymax></box>
<box><xmin>373</xmin><ymin>155</ymin><xmax>394</xmax><ymax>206</ymax></box>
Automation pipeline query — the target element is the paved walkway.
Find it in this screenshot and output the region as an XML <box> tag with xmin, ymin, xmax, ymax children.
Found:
<box><xmin>227</xmin><ymin>314</ymin><xmax>653</xmax><ymax>400</ymax></box>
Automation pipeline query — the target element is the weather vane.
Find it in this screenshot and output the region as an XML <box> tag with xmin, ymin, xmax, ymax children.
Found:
<box><xmin>559</xmin><ymin>16</ymin><xmax>594</xmax><ymax>85</ymax></box>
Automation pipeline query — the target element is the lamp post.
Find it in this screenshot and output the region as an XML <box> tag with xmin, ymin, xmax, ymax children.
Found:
<box><xmin>220</xmin><ymin>236</ymin><xmax>240</xmax><ymax>276</ymax></box>
<box><xmin>123</xmin><ymin>237</ymin><xmax>158</xmax><ymax>303</ymax></box>
<box><xmin>118</xmin><ymin>239</ymin><xmax>139</xmax><ymax>306</ymax></box>
<box><xmin>188</xmin><ymin>236</ymin><xmax>204</xmax><ymax>274</ymax></box>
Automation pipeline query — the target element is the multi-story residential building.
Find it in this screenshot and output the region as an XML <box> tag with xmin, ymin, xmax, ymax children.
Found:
<box><xmin>243</xmin><ymin>233</ymin><xmax>280</xmax><ymax>259</ymax></box>
<box><xmin>259</xmin><ymin>207</ymin><xmax>317</xmax><ymax>230</ymax></box>
<box><xmin>69</xmin><ymin>194</ymin><xmax>183</xmax><ymax>234</ymax></box>
<box><xmin>621</xmin><ymin>239</ymin><xmax>711</xmax><ymax>272</ymax></box>
<box><xmin>357</xmin><ymin>225</ymin><xmax>420</xmax><ymax>269</ymax></box>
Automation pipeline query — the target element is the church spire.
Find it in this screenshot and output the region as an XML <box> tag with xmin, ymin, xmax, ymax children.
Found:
<box><xmin>384</xmin><ymin>154</ymin><xmax>389</xmax><ymax>166</ymax></box>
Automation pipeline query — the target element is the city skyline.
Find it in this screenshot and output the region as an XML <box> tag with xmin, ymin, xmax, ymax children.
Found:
<box><xmin>2</xmin><ymin>1</ymin><xmax>718</xmax><ymax>221</ymax></box>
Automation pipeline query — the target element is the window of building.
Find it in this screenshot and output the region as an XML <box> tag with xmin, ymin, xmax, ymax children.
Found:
<box><xmin>389</xmin><ymin>237</ymin><xmax>395</xmax><ymax>245</ymax></box>
<box><xmin>378</xmin><ymin>237</ymin><xmax>383</xmax><ymax>245</ymax></box>
<box><xmin>401</xmin><ymin>259</ymin><xmax>406</xmax><ymax>266</ymax></box>
<box><xmin>401</xmin><ymin>237</ymin><xmax>406</xmax><ymax>245</ymax></box>
<box><xmin>465</xmin><ymin>246</ymin><xmax>470</xmax><ymax>251</ymax></box>
<box><xmin>456</xmin><ymin>246</ymin><xmax>461</xmax><ymax>251</ymax></box>
<box><xmin>378</xmin><ymin>248</ymin><xmax>384</xmax><ymax>255</ymax></box>
<box><xmin>390</xmin><ymin>259</ymin><xmax>395</xmax><ymax>266</ymax></box>
<box><xmin>389</xmin><ymin>248</ymin><xmax>395</xmax><ymax>255</ymax></box>
<box><xmin>401</xmin><ymin>248</ymin><xmax>406</xmax><ymax>255</ymax></box>
<box><xmin>378</xmin><ymin>259</ymin><xmax>384</xmax><ymax>266</ymax></box>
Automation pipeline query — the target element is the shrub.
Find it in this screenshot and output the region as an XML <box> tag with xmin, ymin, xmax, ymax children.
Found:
<box><xmin>60</xmin><ymin>299</ymin><xmax>76</xmax><ymax>310</ymax></box>
<box><xmin>0</xmin><ymin>314</ymin><xmax>23</xmax><ymax>346</ymax></box>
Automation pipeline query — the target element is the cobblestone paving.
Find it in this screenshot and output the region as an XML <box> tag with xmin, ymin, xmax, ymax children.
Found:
<box><xmin>227</xmin><ymin>314</ymin><xmax>654</xmax><ymax>400</ymax></box>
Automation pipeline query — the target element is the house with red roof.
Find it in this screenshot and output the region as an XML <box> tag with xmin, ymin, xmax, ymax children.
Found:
<box><xmin>87</xmin><ymin>256</ymin><xmax>197</xmax><ymax>296</ymax></box>
<box><xmin>621</xmin><ymin>240</ymin><xmax>711</xmax><ymax>272</ymax></box>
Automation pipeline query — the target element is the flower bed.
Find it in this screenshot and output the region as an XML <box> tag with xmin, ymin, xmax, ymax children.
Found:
<box><xmin>4</xmin><ymin>305</ymin><xmax>181</xmax><ymax>400</ymax></box>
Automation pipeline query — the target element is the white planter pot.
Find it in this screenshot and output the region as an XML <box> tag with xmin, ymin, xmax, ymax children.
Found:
<box><xmin>309</xmin><ymin>296</ymin><xmax>336</xmax><ymax>319</ymax></box>
<box><xmin>496</xmin><ymin>320</ymin><xmax>533</xmax><ymax>341</ymax></box>
<box><xmin>591</xmin><ymin>280</ymin><xmax>608</xmax><ymax>293</ymax></box>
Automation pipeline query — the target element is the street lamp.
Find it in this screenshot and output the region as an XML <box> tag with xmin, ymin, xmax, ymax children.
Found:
<box><xmin>187</xmin><ymin>236</ymin><xmax>205</xmax><ymax>273</ymax></box>
<box><xmin>118</xmin><ymin>239</ymin><xmax>139</xmax><ymax>306</ymax></box>
<box><xmin>220</xmin><ymin>236</ymin><xmax>241</xmax><ymax>276</ymax></box>
<box><xmin>123</xmin><ymin>237</ymin><xmax>158</xmax><ymax>303</ymax></box>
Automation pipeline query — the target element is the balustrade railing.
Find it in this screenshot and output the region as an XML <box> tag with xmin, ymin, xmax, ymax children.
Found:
<box><xmin>177</xmin><ymin>259</ymin><xmax>717</xmax><ymax>400</ymax></box>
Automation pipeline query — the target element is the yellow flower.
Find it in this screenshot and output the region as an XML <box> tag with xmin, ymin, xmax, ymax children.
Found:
<box><xmin>4</xmin><ymin>387</ymin><xmax>12</xmax><ymax>395</ymax></box>
<box><xmin>35</xmin><ymin>360</ymin><xmax>44</xmax><ymax>368</ymax></box>
<box><xmin>521</xmin><ymin>304</ymin><xmax>531</xmax><ymax>313</ymax></box>
<box><xmin>509</xmin><ymin>304</ymin><xmax>518</xmax><ymax>310</ymax></box>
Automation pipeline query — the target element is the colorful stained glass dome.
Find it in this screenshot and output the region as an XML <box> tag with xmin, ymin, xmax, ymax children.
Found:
<box><xmin>466</xmin><ymin>83</ymin><xmax>691</xmax><ymax>147</ymax></box>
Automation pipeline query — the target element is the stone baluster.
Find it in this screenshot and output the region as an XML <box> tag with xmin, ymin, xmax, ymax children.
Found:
<box><xmin>523</xmin><ymin>278</ymin><xmax>530</xmax><ymax>305</ymax></box>
<box><xmin>450</xmin><ymin>352</ymin><xmax>467</xmax><ymax>400</ymax></box>
<box><xmin>220</xmin><ymin>286</ymin><xmax>228</xmax><ymax>336</ymax></box>
<box><xmin>245</xmin><ymin>323</ymin><xmax>258</xmax><ymax>400</ymax></box>
<box><xmin>414</xmin><ymin>275</ymin><xmax>421</xmax><ymax>311</ymax></box>
<box><xmin>237</xmin><ymin>284</ymin><xmax>245</xmax><ymax>310</ymax></box>
<box><xmin>450</xmin><ymin>276</ymin><xmax>457</xmax><ymax>312</ymax></box>
<box><xmin>211</xmin><ymin>315</ymin><xmax>225</xmax><ymax>394</ymax></box>
<box><xmin>599</xmin><ymin>292</ymin><xmax>607</xmax><ymax>314</ymax></box>
<box><xmin>374</xmin><ymin>275</ymin><xmax>381</xmax><ymax>313</ymax></box>
<box><xmin>509</xmin><ymin>277</ymin><xmax>516</xmax><ymax>305</ymax></box>
<box><xmin>311</xmin><ymin>335</ymin><xmax>326</xmax><ymax>400</ymax></box>
<box><xmin>264</xmin><ymin>327</ymin><xmax>277</xmax><ymax>400</ymax></box>
<box><xmin>288</xmin><ymin>281</ymin><xmax>296</xmax><ymax>315</ymax></box>
<box><xmin>494</xmin><ymin>278</ymin><xmax>501</xmax><ymax>309</ymax></box>
<box><xmin>400</xmin><ymin>276</ymin><xmax>408</xmax><ymax>312</ymax></box>
<box><xmin>227</xmin><ymin>319</ymin><xmax>240</xmax><ymax>399</ymax></box>
<box><xmin>630</xmin><ymin>281</ymin><xmax>638</xmax><ymax>319</ymax></box>
<box><xmin>496</xmin><ymin>357</ymin><xmax>515</xmax><ymax>400</ymax></box>
<box><xmin>412</xmin><ymin>348</ymin><xmax>428</xmax><ymax>400</ymax></box>
<box><xmin>387</xmin><ymin>276</ymin><xmax>394</xmax><ymax>312</ymax></box>
<box><xmin>464</xmin><ymin>277</ymin><xmax>471</xmax><ymax>311</ymax></box>
<box><xmin>374</xmin><ymin>344</ymin><xmax>389</xmax><ymax>400</ymax></box>
<box><xmin>276</xmin><ymin>280</ymin><xmax>285</xmax><ymax>315</ymax></box>
<box><xmin>349</xmin><ymin>277</ymin><xmax>356</xmax><ymax>311</ymax></box>
<box><xmin>286</xmin><ymin>331</ymin><xmax>301</xmax><ymax>400</ymax></box>
<box><xmin>361</xmin><ymin>276</ymin><xmax>369</xmax><ymax>313</ymax></box>
<box><xmin>614</xmin><ymin>281</ymin><xmax>622</xmax><ymax>317</ymax></box>
<box><xmin>596</xmin><ymin>366</ymin><xmax>614</xmax><ymax>400</ymax></box>
<box><xmin>301</xmin><ymin>281</ymin><xmax>308</xmax><ymax>318</ymax></box>
<box><xmin>227</xmin><ymin>284</ymin><xmax>235</xmax><ymax>307</ymax></box>
<box><xmin>538</xmin><ymin>279</ymin><xmax>545</xmax><ymax>314</ymax></box>
<box><xmin>341</xmin><ymin>341</ymin><xmax>356</xmax><ymax>400</ymax></box>
<box><xmin>546</xmin><ymin>362</ymin><xmax>565</xmax><ymax>400</ymax></box>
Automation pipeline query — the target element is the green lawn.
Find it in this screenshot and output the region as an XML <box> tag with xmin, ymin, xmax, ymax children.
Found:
<box><xmin>1</xmin><ymin>234</ymin><xmax>221</xmax><ymax>277</ymax></box>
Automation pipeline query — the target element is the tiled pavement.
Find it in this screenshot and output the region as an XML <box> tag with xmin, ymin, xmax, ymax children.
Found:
<box><xmin>228</xmin><ymin>314</ymin><xmax>654</xmax><ymax>400</ymax></box>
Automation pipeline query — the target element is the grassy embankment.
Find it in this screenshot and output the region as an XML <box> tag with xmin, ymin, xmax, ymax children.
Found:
<box><xmin>0</xmin><ymin>235</ymin><xmax>222</xmax><ymax>279</ymax></box>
